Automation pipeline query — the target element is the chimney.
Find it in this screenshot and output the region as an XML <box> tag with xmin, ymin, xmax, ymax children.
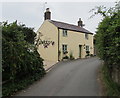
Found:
<box><xmin>78</xmin><ymin>18</ymin><xmax>84</xmax><ymax>27</ymax></box>
<box><xmin>44</xmin><ymin>8</ymin><xmax>51</xmax><ymax>20</ymax></box>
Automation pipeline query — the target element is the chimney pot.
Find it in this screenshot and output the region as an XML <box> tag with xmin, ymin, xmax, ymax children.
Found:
<box><xmin>78</xmin><ymin>18</ymin><xmax>84</xmax><ymax>27</ymax></box>
<box><xmin>44</xmin><ymin>8</ymin><xmax>51</xmax><ymax>20</ymax></box>
<box><xmin>79</xmin><ymin>18</ymin><xmax>81</xmax><ymax>21</ymax></box>
<box><xmin>46</xmin><ymin>8</ymin><xmax>50</xmax><ymax>12</ymax></box>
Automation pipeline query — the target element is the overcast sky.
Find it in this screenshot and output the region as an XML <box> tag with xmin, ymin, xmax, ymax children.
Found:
<box><xmin>1</xmin><ymin>1</ymin><xmax>116</xmax><ymax>33</ymax></box>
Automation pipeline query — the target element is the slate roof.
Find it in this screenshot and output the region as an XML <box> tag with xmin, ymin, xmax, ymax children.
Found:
<box><xmin>49</xmin><ymin>20</ymin><xmax>93</xmax><ymax>34</ymax></box>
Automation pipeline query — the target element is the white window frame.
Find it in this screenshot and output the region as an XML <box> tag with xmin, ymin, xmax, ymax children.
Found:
<box><xmin>86</xmin><ymin>45</ymin><xmax>89</xmax><ymax>51</ymax></box>
<box><xmin>62</xmin><ymin>44</ymin><xmax>67</xmax><ymax>54</ymax></box>
<box><xmin>63</xmin><ymin>29</ymin><xmax>67</xmax><ymax>37</ymax></box>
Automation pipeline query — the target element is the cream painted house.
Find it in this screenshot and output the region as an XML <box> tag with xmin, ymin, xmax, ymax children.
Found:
<box><xmin>36</xmin><ymin>8</ymin><xmax>94</xmax><ymax>62</ymax></box>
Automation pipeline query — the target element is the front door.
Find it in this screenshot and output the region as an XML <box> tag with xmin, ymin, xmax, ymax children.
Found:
<box><xmin>79</xmin><ymin>45</ymin><xmax>82</xmax><ymax>58</ymax></box>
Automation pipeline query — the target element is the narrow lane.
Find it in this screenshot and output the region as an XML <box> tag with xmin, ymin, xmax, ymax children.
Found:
<box><xmin>15</xmin><ymin>57</ymin><xmax>101</xmax><ymax>96</ymax></box>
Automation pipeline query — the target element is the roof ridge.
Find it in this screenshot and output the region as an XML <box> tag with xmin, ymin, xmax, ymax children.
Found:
<box><xmin>50</xmin><ymin>20</ymin><xmax>80</xmax><ymax>28</ymax></box>
<box><xmin>48</xmin><ymin>20</ymin><xmax>93</xmax><ymax>34</ymax></box>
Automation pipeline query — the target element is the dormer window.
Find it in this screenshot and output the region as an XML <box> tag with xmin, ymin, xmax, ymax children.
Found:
<box><xmin>63</xmin><ymin>29</ymin><xmax>67</xmax><ymax>37</ymax></box>
<box><xmin>85</xmin><ymin>33</ymin><xmax>88</xmax><ymax>39</ymax></box>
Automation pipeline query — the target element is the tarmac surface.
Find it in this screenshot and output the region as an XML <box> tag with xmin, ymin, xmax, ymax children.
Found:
<box><xmin>15</xmin><ymin>57</ymin><xmax>101</xmax><ymax>96</ymax></box>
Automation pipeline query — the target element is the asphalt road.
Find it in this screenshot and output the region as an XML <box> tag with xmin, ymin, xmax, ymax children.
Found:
<box><xmin>15</xmin><ymin>57</ymin><xmax>101</xmax><ymax>96</ymax></box>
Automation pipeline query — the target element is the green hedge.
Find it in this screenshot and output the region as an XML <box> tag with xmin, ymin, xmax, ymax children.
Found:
<box><xmin>2</xmin><ymin>72</ymin><xmax>45</xmax><ymax>97</ymax></box>
<box><xmin>94</xmin><ymin>2</ymin><xmax>120</xmax><ymax>80</ymax></box>
<box><xmin>2</xmin><ymin>21</ymin><xmax>46</xmax><ymax>97</ymax></box>
<box><xmin>93</xmin><ymin>2</ymin><xmax>120</xmax><ymax>96</ymax></box>
<box><xmin>102</xmin><ymin>64</ymin><xmax>120</xmax><ymax>96</ymax></box>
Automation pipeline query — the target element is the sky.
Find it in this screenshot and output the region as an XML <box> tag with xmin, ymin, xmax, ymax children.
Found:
<box><xmin>1</xmin><ymin>1</ymin><xmax>117</xmax><ymax>33</ymax></box>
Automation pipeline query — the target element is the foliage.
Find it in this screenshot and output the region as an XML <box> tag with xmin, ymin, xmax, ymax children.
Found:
<box><xmin>90</xmin><ymin>54</ymin><xmax>94</xmax><ymax>57</ymax></box>
<box><xmin>69</xmin><ymin>52</ymin><xmax>75</xmax><ymax>60</ymax></box>
<box><xmin>63</xmin><ymin>51</ymin><xmax>68</xmax><ymax>54</ymax></box>
<box><xmin>86</xmin><ymin>51</ymin><xmax>90</xmax><ymax>56</ymax></box>
<box><xmin>92</xmin><ymin>1</ymin><xmax>120</xmax><ymax>95</ymax></box>
<box><xmin>102</xmin><ymin>64</ymin><xmax>120</xmax><ymax>96</ymax></box>
<box><xmin>62</xmin><ymin>55</ymin><xmax>69</xmax><ymax>60</ymax></box>
<box><xmin>93</xmin><ymin>1</ymin><xmax>120</xmax><ymax>72</ymax></box>
<box><xmin>2</xmin><ymin>21</ymin><xmax>46</xmax><ymax>96</ymax></box>
<box><xmin>2</xmin><ymin>72</ymin><xmax>44</xmax><ymax>97</ymax></box>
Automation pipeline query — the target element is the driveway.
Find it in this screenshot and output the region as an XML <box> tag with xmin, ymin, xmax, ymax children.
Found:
<box><xmin>15</xmin><ymin>57</ymin><xmax>101</xmax><ymax>96</ymax></box>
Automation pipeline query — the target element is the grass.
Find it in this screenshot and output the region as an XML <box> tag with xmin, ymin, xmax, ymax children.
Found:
<box><xmin>102</xmin><ymin>64</ymin><xmax>120</xmax><ymax>96</ymax></box>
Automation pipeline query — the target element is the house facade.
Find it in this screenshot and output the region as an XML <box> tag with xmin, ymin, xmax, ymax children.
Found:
<box><xmin>36</xmin><ymin>8</ymin><xmax>94</xmax><ymax>62</ymax></box>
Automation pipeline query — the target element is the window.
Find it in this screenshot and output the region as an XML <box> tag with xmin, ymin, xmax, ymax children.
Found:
<box><xmin>85</xmin><ymin>33</ymin><xmax>88</xmax><ymax>39</ymax></box>
<box><xmin>86</xmin><ymin>45</ymin><xmax>89</xmax><ymax>51</ymax></box>
<box><xmin>62</xmin><ymin>44</ymin><xmax>67</xmax><ymax>54</ymax></box>
<box><xmin>63</xmin><ymin>29</ymin><xmax>67</xmax><ymax>37</ymax></box>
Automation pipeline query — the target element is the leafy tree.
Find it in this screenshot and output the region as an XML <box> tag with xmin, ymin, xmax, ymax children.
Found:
<box><xmin>2</xmin><ymin>21</ymin><xmax>45</xmax><ymax>82</ymax></box>
<box><xmin>91</xmin><ymin>2</ymin><xmax>120</xmax><ymax>96</ymax></box>
<box><xmin>93</xmin><ymin>1</ymin><xmax>120</xmax><ymax>82</ymax></box>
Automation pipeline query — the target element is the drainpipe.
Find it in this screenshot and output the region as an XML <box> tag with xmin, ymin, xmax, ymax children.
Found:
<box><xmin>58</xmin><ymin>28</ymin><xmax>60</xmax><ymax>61</ymax></box>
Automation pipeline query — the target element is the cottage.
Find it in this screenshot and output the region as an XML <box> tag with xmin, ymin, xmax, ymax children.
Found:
<box><xmin>36</xmin><ymin>8</ymin><xmax>94</xmax><ymax>62</ymax></box>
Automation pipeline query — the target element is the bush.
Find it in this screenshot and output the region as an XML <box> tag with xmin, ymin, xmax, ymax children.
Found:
<box><xmin>94</xmin><ymin>2</ymin><xmax>120</xmax><ymax>80</ymax></box>
<box><xmin>92</xmin><ymin>1</ymin><xmax>120</xmax><ymax>96</ymax></box>
<box><xmin>85</xmin><ymin>51</ymin><xmax>90</xmax><ymax>58</ymax></box>
<box><xmin>62</xmin><ymin>55</ymin><xmax>69</xmax><ymax>60</ymax></box>
<box><xmin>90</xmin><ymin>54</ymin><xmax>94</xmax><ymax>57</ymax></box>
<box><xmin>2</xmin><ymin>21</ymin><xmax>46</xmax><ymax>97</ymax></box>
<box><xmin>2</xmin><ymin>72</ymin><xmax>45</xmax><ymax>96</ymax></box>
<box><xmin>86</xmin><ymin>51</ymin><xmax>90</xmax><ymax>56</ymax></box>
<box><xmin>63</xmin><ymin>51</ymin><xmax>68</xmax><ymax>54</ymax></box>
<box><xmin>69</xmin><ymin>52</ymin><xmax>75</xmax><ymax>60</ymax></box>
<box><xmin>102</xmin><ymin>64</ymin><xmax>120</xmax><ymax>96</ymax></box>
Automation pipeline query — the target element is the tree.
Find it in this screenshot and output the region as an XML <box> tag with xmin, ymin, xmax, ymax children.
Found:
<box><xmin>93</xmin><ymin>1</ymin><xmax>120</xmax><ymax>84</ymax></box>
<box><xmin>91</xmin><ymin>2</ymin><xmax>120</xmax><ymax>96</ymax></box>
<box><xmin>2</xmin><ymin>21</ymin><xmax>45</xmax><ymax>82</ymax></box>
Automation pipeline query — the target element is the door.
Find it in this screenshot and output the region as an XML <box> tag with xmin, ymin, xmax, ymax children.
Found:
<box><xmin>79</xmin><ymin>45</ymin><xmax>82</xmax><ymax>58</ymax></box>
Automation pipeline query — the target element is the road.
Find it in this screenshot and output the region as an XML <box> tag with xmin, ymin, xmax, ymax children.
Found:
<box><xmin>15</xmin><ymin>57</ymin><xmax>101</xmax><ymax>96</ymax></box>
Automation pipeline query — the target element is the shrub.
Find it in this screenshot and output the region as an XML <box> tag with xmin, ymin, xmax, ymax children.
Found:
<box><xmin>86</xmin><ymin>51</ymin><xmax>90</xmax><ymax>57</ymax></box>
<box><xmin>2</xmin><ymin>21</ymin><xmax>46</xmax><ymax>96</ymax></box>
<box><xmin>69</xmin><ymin>52</ymin><xmax>75</xmax><ymax>60</ymax></box>
<box><xmin>62</xmin><ymin>55</ymin><xmax>69</xmax><ymax>60</ymax></box>
<box><xmin>90</xmin><ymin>54</ymin><xmax>94</xmax><ymax>57</ymax></box>
<box><xmin>63</xmin><ymin>51</ymin><xmax>68</xmax><ymax>54</ymax></box>
<box><xmin>102</xmin><ymin>64</ymin><xmax>120</xmax><ymax>96</ymax></box>
<box><xmin>92</xmin><ymin>1</ymin><xmax>120</xmax><ymax>95</ymax></box>
<box><xmin>94</xmin><ymin>2</ymin><xmax>120</xmax><ymax>79</ymax></box>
